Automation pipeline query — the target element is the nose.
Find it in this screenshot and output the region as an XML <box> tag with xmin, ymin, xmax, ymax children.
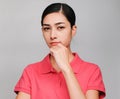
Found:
<box><xmin>50</xmin><ymin>29</ymin><xmax>57</xmax><ymax>40</ymax></box>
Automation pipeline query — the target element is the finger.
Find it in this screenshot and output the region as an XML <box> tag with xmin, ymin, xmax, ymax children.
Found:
<box><xmin>57</xmin><ymin>43</ymin><xmax>63</xmax><ymax>46</ymax></box>
<box><xmin>50</xmin><ymin>51</ymin><xmax>53</xmax><ymax>56</ymax></box>
<box><xmin>50</xmin><ymin>46</ymin><xmax>58</xmax><ymax>55</ymax></box>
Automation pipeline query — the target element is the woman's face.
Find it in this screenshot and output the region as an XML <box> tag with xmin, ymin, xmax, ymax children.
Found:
<box><xmin>42</xmin><ymin>12</ymin><xmax>76</xmax><ymax>49</ymax></box>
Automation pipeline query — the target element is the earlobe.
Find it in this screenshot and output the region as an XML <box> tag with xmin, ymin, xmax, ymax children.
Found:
<box><xmin>72</xmin><ymin>25</ymin><xmax>77</xmax><ymax>37</ymax></box>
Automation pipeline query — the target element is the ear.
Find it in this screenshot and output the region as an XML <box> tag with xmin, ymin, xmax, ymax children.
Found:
<box><xmin>71</xmin><ymin>25</ymin><xmax>77</xmax><ymax>37</ymax></box>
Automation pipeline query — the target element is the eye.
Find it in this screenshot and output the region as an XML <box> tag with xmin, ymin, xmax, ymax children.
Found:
<box><xmin>57</xmin><ymin>26</ymin><xmax>65</xmax><ymax>30</ymax></box>
<box><xmin>42</xmin><ymin>27</ymin><xmax>51</xmax><ymax>32</ymax></box>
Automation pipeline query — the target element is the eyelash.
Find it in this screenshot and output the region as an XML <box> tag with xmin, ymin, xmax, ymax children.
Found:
<box><xmin>57</xmin><ymin>26</ymin><xmax>65</xmax><ymax>30</ymax></box>
<box><xmin>42</xmin><ymin>27</ymin><xmax>50</xmax><ymax>31</ymax></box>
<box><xmin>42</xmin><ymin>26</ymin><xmax>65</xmax><ymax>32</ymax></box>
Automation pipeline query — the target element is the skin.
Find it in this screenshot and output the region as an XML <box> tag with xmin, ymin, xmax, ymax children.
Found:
<box><xmin>16</xmin><ymin>12</ymin><xmax>99</xmax><ymax>99</ymax></box>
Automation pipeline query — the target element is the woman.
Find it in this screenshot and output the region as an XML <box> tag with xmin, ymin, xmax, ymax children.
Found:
<box><xmin>14</xmin><ymin>3</ymin><xmax>106</xmax><ymax>99</ymax></box>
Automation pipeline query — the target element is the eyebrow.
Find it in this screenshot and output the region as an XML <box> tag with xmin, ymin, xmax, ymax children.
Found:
<box><xmin>42</xmin><ymin>22</ymin><xmax>65</xmax><ymax>26</ymax></box>
<box><xmin>55</xmin><ymin>22</ymin><xmax>65</xmax><ymax>25</ymax></box>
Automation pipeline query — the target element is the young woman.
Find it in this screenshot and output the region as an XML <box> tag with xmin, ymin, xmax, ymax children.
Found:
<box><xmin>14</xmin><ymin>3</ymin><xmax>106</xmax><ymax>99</ymax></box>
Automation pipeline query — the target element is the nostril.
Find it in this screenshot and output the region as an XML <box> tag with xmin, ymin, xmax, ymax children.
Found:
<box><xmin>50</xmin><ymin>36</ymin><xmax>57</xmax><ymax>40</ymax></box>
<box><xmin>50</xmin><ymin>32</ymin><xmax>57</xmax><ymax>40</ymax></box>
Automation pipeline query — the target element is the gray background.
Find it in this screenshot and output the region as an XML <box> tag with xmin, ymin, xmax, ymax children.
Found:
<box><xmin>0</xmin><ymin>0</ymin><xmax>120</xmax><ymax>99</ymax></box>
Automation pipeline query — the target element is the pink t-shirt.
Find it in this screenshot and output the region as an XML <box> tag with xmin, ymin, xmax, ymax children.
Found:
<box><xmin>14</xmin><ymin>53</ymin><xmax>106</xmax><ymax>99</ymax></box>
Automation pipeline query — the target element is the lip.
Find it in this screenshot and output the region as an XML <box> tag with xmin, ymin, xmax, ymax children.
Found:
<box><xmin>50</xmin><ymin>42</ymin><xmax>60</xmax><ymax>46</ymax></box>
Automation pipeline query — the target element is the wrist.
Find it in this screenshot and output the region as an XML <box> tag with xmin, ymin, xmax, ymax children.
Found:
<box><xmin>61</xmin><ymin>64</ymin><xmax>73</xmax><ymax>75</ymax></box>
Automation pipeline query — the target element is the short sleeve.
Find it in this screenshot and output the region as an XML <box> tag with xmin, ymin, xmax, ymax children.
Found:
<box><xmin>87</xmin><ymin>67</ymin><xmax>106</xmax><ymax>98</ymax></box>
<box><xmin>14</xmin><ymin>67</ymin><xmax>31</xmax><ymax>94</ymax></box>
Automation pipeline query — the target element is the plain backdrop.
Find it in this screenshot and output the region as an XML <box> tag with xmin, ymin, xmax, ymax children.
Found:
<box><xmin>0</xmin><ymin>0</ymin><xmax>120</xmax><ymax>99</ymax></box>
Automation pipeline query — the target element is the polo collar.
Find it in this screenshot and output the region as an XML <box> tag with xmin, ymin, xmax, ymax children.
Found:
<box><xmin>40</xmin><ymin>53</ymin><xmax>83</xmax><ymax>74</ymax></box>
<box><xmin>70</xmin><ymin>53</ymin><xmax>83</xmax><ymax>73</ymax></box>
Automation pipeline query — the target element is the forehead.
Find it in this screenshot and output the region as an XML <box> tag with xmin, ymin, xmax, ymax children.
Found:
<box><xmin>43</xmin><ymin>12</ymin><xmax>69</xmax><ymax>25</ymax></box>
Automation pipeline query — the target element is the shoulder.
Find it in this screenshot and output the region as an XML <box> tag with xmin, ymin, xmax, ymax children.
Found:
<box><xmin>83</xmin><ymin>60</ymin><xmax>100</xmax><ymax>71</ymax></box>
<box><xmin>75</xmin><ymin>53</ymin><xmax>102</xmax><ymax>75</ymax></box>
<box><xmin>82</xmin><ymin>59</ymin><xmax>102</xmax><ymax>75</ymax></box>
<box><xmin>78</xmin><ymin>59</ymin><xmax>104</xmax><ymax>83</ymax></box>
<box><xmin>72</xmin><ymin>53</ymin><xmax>101</xmax><ymax>73</ymax></box>
<box><xmin>75</xmin><ymin>53</ymin><xmax>100</xmax><ymax>71</ymax></box>
<box><xmin>24</xmin><ymin>61</ymin><xmax>42</xmax><ymax>71</ymax></box>
<box><xmin>23</xmin><ymin>54</ymin><xmax>50</xmax><ymax>74</ymax></box>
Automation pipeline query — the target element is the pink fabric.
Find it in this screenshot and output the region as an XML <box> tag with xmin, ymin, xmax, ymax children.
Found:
<box><xmin>14</xmin><ymin>53</ymin><xmax>106</xmax><ymax>99</ymax></box>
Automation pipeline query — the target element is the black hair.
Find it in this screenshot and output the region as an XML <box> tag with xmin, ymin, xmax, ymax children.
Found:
<box><xmin>41</xmin><ymin>3</ymin><xmax>76</xmax><ymax>27</ymax></box>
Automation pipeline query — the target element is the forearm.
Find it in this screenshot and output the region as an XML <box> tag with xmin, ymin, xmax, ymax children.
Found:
<box><xmin>16</xmin><ymin>92</ymin><xmax>30</xmax><ymax>99</ymax></box>
<box><xmin>62</xmin><ymin>66</ymin><xmax>86</xmax><ymax>99</ymax></box>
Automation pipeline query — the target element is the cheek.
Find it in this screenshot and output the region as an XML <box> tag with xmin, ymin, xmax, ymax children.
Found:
<box><xmin>43</xmin><ymin>33</ymin><xmax>49</xmax><ymax>41</ymax></box>
<box><xmin>61</xmin><ymin>33</ymin><xmax>72</xmax><ymax>43</ymax></box>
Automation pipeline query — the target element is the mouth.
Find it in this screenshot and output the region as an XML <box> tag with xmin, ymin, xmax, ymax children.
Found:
<box><xmin>50</xmin><ymin>42</ymin><xmax>60</xmax><ymax>46</ymax></box>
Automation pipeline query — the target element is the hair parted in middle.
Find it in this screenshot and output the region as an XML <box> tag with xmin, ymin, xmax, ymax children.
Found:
<box><xmin>41</xmin><ymin>3</ymin><xmax>76</xmax><ymax>28</ymax></box>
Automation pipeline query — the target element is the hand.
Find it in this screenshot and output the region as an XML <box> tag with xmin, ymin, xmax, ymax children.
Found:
<box><xmin>50</xmin><ymin>43</ymin><xmax>71</xmax><ymax>72</ymax></box>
